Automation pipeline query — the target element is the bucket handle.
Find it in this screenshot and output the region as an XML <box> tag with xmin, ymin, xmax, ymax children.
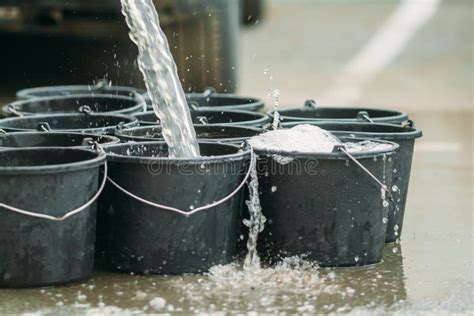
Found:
<box><xmin>0</xmin><ymin>161</ymin><xmax>108</xmax><ymax>222</ymax></box>
<box><xmin>203</xmin><ymin>87</ymin><xmax>217</xmax><ymax>98</ymax></box>
<box><xmin>37</xmin><ymin>122</ymin><xmax>52</xmax><ymax>132</ymax></box>
<box><xmin>133</xmin><ymin>92</ymin><xmax>148</xmax><ymax>112</ymax></box>
<box><xmin>7</xmin><ymin>104</ymin><xmax>24</xmax><ymax>117</ymax></box>
<box><xmin>404</xmin><ymin>119</ymin><xmax>415</xmax><ymax>129</ymax></box>
<box><xmin>196</xmin><ymin>116</ymin><xmax>209</xmax><ymax>125</ymax></box>
<box><xmin>356</xmin><ymin>111</ymin><xmax>374</xmax><ymax>123</ymax></box>
<box><xmin>106</xmin><ymin>150</ymin><xmax>255</xmax><ymax>218</ymax></box>
<box><xmin>92</xmin><ymin>79</ymin><xmax>110</xmax><ymax>91</ymax></box>
<box><xmin>188</xmin><ymin>101</ymin><xmax>200</xmax><ymax>110</ymax></box>
<box><xmin>304</xmin><ymin>100</ymin><xmax>317</xmax><ymax>110</ymax></box>
<box><xmin>79</xmin><ymin>105</ymin><xmax>93</xmax><ymax>114</ymax></box>
<box><xmin>335</xmin><ymin>145</ymin><xmax>393</xmax><ymax>201</ymax></box>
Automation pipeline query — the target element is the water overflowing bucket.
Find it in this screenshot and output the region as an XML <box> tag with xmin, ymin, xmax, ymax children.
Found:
<box><xmin>254</xmin><ymin>137</ymin><xmax>399</xmax><ymax>267</ymax></box>
<box><xmin>143</xmin><ymin>88</ymin><xmax>264</xmax><ymax>112</ymax></box>
<box><xmin>2</xmin><ymin>94</ymin><xmax>146</xmax><ymax>118</ymax></box>
<box><xmin>134</xmin><ymin>109</ymin><xmax>270</xmax><ymax>128</ymax></box>
<box><xmin>16</xmin><ymin>84</ymin><xmax>145</xmax><ymax>100</ymax></box>
<box><xmin>116</xmin><ymin>125</ymin><xmax>263</xmax><ymax>145</ymax></box>
<box><xmin>282</xmin><ymin>121</ymin><xmax>422</xmax><ymax>243</ymax></box>
<box><xmin>99</xmin><ymin>142</ymin><xmax>251</xmax><ymax>274</ymax></box>
<box><xmin>273</xmin><ymin>100</ymin><xmax>408</xmax><ymax>125</ymax></box>
<box><xmin>0</xmin><ymin>131</ymin><xmax>120</xmax><ymax>149</ymax></box>
<box><xmin>0</xmin><ymin>147</ymin><xmax>106</xmax><ymax>287</ymax></box>
<box><xmin>0</xmin><ymin>112</ymin><xmax>138</xmax><ymax>135</ymax></box>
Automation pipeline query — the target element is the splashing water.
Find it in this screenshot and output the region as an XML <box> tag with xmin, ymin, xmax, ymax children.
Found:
<box><xmin>120</xmin><ymin>0</ymin><xmax>200</xmax><ymax>158</ymax></box>
<box><xmin>243</xmin><ymin>153</ymin><xmax>266</xmax><ymax>269</ymax></box>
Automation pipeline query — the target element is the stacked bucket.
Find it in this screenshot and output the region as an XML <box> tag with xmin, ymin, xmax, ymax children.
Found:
<box><xmin>0</xmin><ymin>85</ymin><xmax>421</xmax><ymax>287</ymax></box>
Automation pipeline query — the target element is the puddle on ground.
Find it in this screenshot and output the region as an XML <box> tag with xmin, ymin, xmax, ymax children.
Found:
<box><xmin>0</xmin><ymin>244</ymin><xmax>416</xmax><ymax>314</ymax></box>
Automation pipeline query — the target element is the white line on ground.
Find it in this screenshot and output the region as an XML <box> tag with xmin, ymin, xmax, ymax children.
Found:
<box><xmin>319</xmin><ymin>0</ymin><xmax>441</xmax><ymax>105</ymax></box>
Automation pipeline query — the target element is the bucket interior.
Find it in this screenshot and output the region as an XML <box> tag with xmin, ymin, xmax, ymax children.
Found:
<box><xmin>0</xmin><ymin>133</ymin><xmax>117</xmax><ymax>148</ymax></box>
<box><xmin>11</xmin><ymin>96</ymin><xmax>139</xmax><ymax>114</ymax></box>
<box><xmin>0</xmin><ymin>149</ymin><xmax>100</xmax><ymax>167</ymax></box>
<box><xmin>280</xmin><ymin>108</ymin><xmax>402</xmax><ymax>119</ymax></box>
<box><xmin>0</xmin><ymin>115</ymin><xmax>133</xmax><ymax>130</ymax></box>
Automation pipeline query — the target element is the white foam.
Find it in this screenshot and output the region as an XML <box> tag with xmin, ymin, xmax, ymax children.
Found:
<box><xmin>249</xmin><ymin>124</ymin><xmax>340</xmax><ymax>153</ymax></box>
<box><xmin>248</xmin><ymin>125</ymin><xmax>393</xmax><ymax>154</ymax></box>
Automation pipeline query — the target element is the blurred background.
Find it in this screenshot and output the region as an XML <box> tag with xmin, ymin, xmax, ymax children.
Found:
<box><xmin>0</xmin><ymin>0</ymin><xmax>472</xmax><ymax>311</ymax></box>
<box><xmin>0</xmin><ymin>0</ymin><xmax>471</xmax><ymax>113</ymax></box>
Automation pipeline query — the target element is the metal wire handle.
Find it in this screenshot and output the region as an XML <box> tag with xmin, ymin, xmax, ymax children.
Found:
<box><xmin>0</xmin><ymin>162</ymin><xmax>108</xmax><ymax>221</ymax></box>
<box><xmin>337</xmin><ymin>145</ymin><xmax>393</xmax><ymax>200</ymax></box>
<box><xmin>133</xmin><ymin>92</ymin><xmax>148</xmax><ymax>112</ymax></box>
<box><xmin>361</xmin><ymin>114</ymin><xmax>374</xmax><ymax>123</ymax></box>
<box><xmin>106</xmin><ymin>150</ymin><xmax>255</xmax><ymax>218</ymax></box>
<box><xmin>7</xmin><ymin>105</ymin><xmax>24</xmax><ymax>117</ymax></box>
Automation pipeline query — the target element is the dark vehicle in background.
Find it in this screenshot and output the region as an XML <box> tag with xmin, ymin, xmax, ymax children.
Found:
<box><xmin>0</xmin><ymin>0</ymin><xmax>264</xmax><ymax>93</ymax></box>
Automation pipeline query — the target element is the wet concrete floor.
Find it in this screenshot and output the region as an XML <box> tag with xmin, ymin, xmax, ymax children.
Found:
<box><xmin>0</xmin><ymin>0</ymin><xmax>472</xmax><ymax>314</ymax></box>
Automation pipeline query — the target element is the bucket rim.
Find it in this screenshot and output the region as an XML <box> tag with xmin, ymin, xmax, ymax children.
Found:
<box><xmin>0</xmin><ymin>131</ymin><xmax>121</xmax><ymax>147</ymax></box>
<box><xmin>143</xmin><ymin>91</ymin><xmax>264</xmax><ymax>111</ymax></box>
<box><xmin>0</xmin><ymin>113</ymin><xmax>138</xmax><ymax>132</ymax></box>
<box><xmin>104</xmin><ymin>141</ymin><xmax>251</xmax><ymax>164</ymax></box>
<box><xmin>281</xmin><ymin>121</ymin><xmax>423</xmax><ymax>140</ymax></box>
<box><xmin>0</xmin><ymin>147</ymin><xmax>106</xmax><ymax>174</ymax></box>
<box><xmin>251</xmin><ymin>137</ymin><xmax>399</xmax><ymax>160</ymax></box>
<box><xmin>134</xmin><ymin>109</ymin><xmax>270</xmax><ymax>127</ymax></box>
<box><xmin>16</xmin><ymin>85</ymin><xmax>146</xmax><ymax>99</ymax></box>
<box><xmin>269</xmin><ymin>106</ymin><xmax>408</xmax><ymax>122</ymax></box>
<box><xmin>116</xmin><ymin>124</ymin><xmax>263</xmax><ymax>142</ymax></box>
<box><xmin>3</xmin><ymin>94</ymin><xmax>146</xmax><ymax>116</ymax></box>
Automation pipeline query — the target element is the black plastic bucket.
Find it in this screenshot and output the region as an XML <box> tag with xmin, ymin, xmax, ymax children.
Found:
<box><xmin>16</xmin><ymin>84</ymin><xmax>145</xmax><ymax>100</ymax></box>
<box><xmin>3</xmin><ymin>94</ymin><xmax>146</xmax><ymax>117</ymax></box>
<box><xmin>134</xmin><ymin>109</ymin><xmax>270</xmax><ymax>128</ymax></box>
<box><xmin>116</xmin><ymin>124</ymin><xmax>262</xmax><ymax>145</ymax></box>
<box><xmin>282</xmin><ymin>121</ymin><xmax>422</xmax><ymax>243</ymax></box>
<box><xmin>0</xmin><ymin>113</ymin><xmax>138</xmax><ymax>135</ymax></box>
<box><xmin>254</xmin><ymin>137</ymin><xmax>398</xmax><ymax>267</ymax></box>
<box><xmin>143</xmin><ymin>88</ymin><xmax>264</xmax><ymax>112</ymax></box>
<box><xmin>273</xmin><ymin>100</ymin><xmax>408</xmax><ymax>125</ymax></box>
<box><xmin>0</xmin><ymin>147</ymin><xmax>106</xmax><ymax>287</ymax></box>
<box><xmin>99</xmin><ymin>142</ymin><xmax>251</xmax><ymax>274</ymax></box>
<box><xmin>0</xmin><ymin>131</ymin><xmax>120</xmax><ymax>149</ymax></box>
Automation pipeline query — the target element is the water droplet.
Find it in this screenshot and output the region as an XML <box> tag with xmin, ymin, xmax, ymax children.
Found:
<box><xmin>354</xmin><ymin>256</ymin><xmax>360</xmax><ymax>262</ymax></box>
<box><xmin>271</xmin><ymin>186</ymin><xmax>277</xmax><ymax>192</ymax></box>
<box><xmin>392</xmin><ymin>185</ymin><xmax>399</xmax><ymax>192</ymax></box>
<box><xmin>382</xmin><ymin>217</ymin><xmax>388</xmax><ymax>224</ymax></box>
<box><xmin>149</xmin><ymin>297</ymin><xmax>166</xmax><ymax>311</ymax></box>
